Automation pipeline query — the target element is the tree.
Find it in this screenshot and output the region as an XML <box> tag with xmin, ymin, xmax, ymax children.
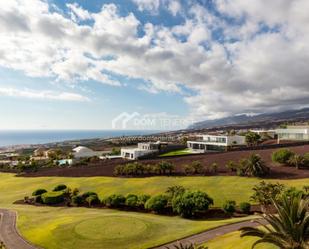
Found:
<box><xmin>166</xmin><ymin>243</ymin><xmax>208</xmax><ymax>249</ymax></box>
<box><xmin>165</xmin><ymin>185</ymin><xmax>186</xmax><ymax>205</ymax></box>
<box><xmin>145</xmin><ymin>195</ymin><xmax>169</xmax><ymax>214</ymax></box>
<box><xmin>250</xmin><ymin>181</ymin><xmax>285</xmax><ymax>210</ymax></box>
<box><xmin>288</xmin><ymin>154</ymin><xmax>305</xmax><ymax>169</ymax></box>
<box><xmin>245</xmin><ymin>132</ymin><xmax>261</xmax><ymax>146</ymax></box>
<box><xmin>240</xmin><ymin>194</ymin><xmax>309</xmax><ymax>249</ymax></box>
<box><xmin>172</xmin><ymin>190</ymin><xmax>213</xmax><ymax>218</ymax></box>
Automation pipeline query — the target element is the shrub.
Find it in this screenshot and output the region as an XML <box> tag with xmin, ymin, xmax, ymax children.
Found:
<box><xmin>241</xmin><ymin>154</ymin><xmax>270</xmax><ymax>177</ymax></box>
<box><xmin>137</xmin><ymin>194</ymin><xmax>151</xmax><ymax>208</ymax></box>
<box><xmin>222</xmin><ymin>200</ymin><xmax>236</xmax><ymax>214</ymax></box>
<box><xmin>71</xmin><ymin>195</ymin><xmax>84</xmax><ymax>206</ymax></box>
<box><xmin>271</xmin><ymin>149</ymin><xmax>295</xmax><ymax>165</ymax></box>
<box><xmin>183</xmin><ymin>164</ymin><xmax>194</xmax><ymax>175</ymax></box>
<box><xmin>53</xmin><ymin>184</ymin><xmax>67</xmax><ymax>191</ymax></box>
<box><xmin>34</xmin><ymin>195</ymin><xmax>43</xmax><ymax>203</ymax></box>
<box><xmin>303</xmin><ymin>153</ymin><xmax>309</xmax><ymax>167</ymax></box>
<box><xmin>210</xmin><ymin>163</ymin><xmax>218</xmax><ymax>173</ymax></box>
<box><xmin>41</xmin><ymin>191</ymin><xmax>64</xmax><ymax>204</ymax></box>
<box><xmin>225</xmin><ymin>161</ymin><xmax>238</xmax><ymax>172</ymax></box>
<box><xmin>86</xmin><ymin>195</ymin><xmax>100</xmax><ymax>207</ymax></box>
<box><xmin>284</xmin><ymin>187</ymin><xmax>304</xmax><ymax>199</ymax></box>
<box><xmin>172</xmin><ymin>191</ymin><xmax>214</xmax><ymax>218</ymax></box>
<box><xmin>191</xmin><ymin>161</ymin><xmax>203</xmax><ymax>174</ymax></box>
<box><xmin>103</xmin><ymin>194</ymin><xmax>126</xmax><ymax>208</ymax></box>
<box><xmin>287</xmin><ymin>154</ymin><xmax>305</xmax><ymax>169</ymax></box>
<box><xmin>157</xmin><ymin>161</ymin><xmax>175</xmax><ymax>175</ymax></box>
<box><xmin>239</xmin><ymin>202</ymin><xmax>251</xmax><ymax>214</ymax></box>
<box><xmin>125</xmin><ymin>194</ymin><xmax>138</xmax><ymax>207</ymax></box>
<box><xmin>145</xmin><ymin>195</ymin><xmax>169</xmax><ymax>214</ymax></box>
<box><xmin>32</xmin><ymin>188</ymin><xmax>47</xmax><ymax>196</ymax></box>
<box><xmin>114</xmin><ymin>165</ymin><xmax>124</xmax><ymax>175</ymax></box>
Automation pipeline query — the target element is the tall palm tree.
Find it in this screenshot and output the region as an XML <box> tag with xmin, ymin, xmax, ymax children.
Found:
<box><xmin>240</xmin><ymin>194</ymin><xmax>309</xmax><ymax>249</ymax></box>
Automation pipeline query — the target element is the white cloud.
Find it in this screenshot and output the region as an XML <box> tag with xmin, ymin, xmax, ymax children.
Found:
<box><xmin>0</xmin><ymin>0</ymin><xmax>309</xmax><ymax>122</ymax></box>
<box><xmin>0</xmin><ymin>87</ymin><xmax>90</xmax><ymax>102</ymax></box>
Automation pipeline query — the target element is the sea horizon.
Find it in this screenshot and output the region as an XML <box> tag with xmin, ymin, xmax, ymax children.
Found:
<box><xmin>0</xmin><ymin>129</ymin><xmax>164</xmax><ymax>147</ymax></box>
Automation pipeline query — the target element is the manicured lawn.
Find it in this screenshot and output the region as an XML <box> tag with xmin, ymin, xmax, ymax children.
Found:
<box><xmin>0</xmin><ymin>173</ymin><xmax>308</xmax><ymax>249</ymax></box>
<box><xmin>159</xmin><ymin>149</ymin><xmax>194</xmax><ymax>157</ymax></box>
<box><xmin>205</xmin><ymin>231</ymin><xmax>276</xmax><ymax>249</ymax></box>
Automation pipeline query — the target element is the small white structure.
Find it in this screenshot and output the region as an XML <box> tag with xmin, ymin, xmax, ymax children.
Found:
<box><xmin>276</xmin><ymin>125</ymin><xmax>309</xmax><ymax>143</ymax></box>
<box><xmin>187</xmin><ymin>134</ymin><xmax>246</xmax><ymax>152</ymax></box>
<box><xmin>72</xmin><ymin>146</ymin><xmax>104</xmax><ymax>159</ymax></box>
<box><xmin>121</xmin><ymin>141</ymin><xmax>161</xmax><ymax>160</ymax></box>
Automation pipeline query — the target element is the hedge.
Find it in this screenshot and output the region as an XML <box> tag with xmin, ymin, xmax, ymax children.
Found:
<box><xmin>32</xmin><ymin>188</ymin><xmax>47</xmax><ymax>196</ymax></box>
<box><xmin>53</xmin><ymin>184</ymin><xmax>67</xmax><ymax>191</ymax></box>
<box><xmin>41</xmin><ymin>191</ymin><xmax>65</xmax><ymax>204</ymax></box>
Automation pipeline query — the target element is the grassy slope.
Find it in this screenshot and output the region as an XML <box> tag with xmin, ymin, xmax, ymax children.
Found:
<box><xmin>0</xmin><ymin>173</ymin><xmax>308</xmax><ymax>249</ymax></box>
<box><xmin>205</xmin><ymin>231</ymin><xmax>276</xmax><ymax>249</ymax></box>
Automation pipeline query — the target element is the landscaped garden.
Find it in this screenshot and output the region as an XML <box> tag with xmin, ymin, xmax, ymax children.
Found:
<box><xmin>1</xmin><ymin>171</ymin><xmax>309</xmax><ymax>248</ymax></box>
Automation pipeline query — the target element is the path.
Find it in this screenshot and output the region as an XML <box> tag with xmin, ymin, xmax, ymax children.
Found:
<box><xmin>153</xmin><ymin>218</ymin><xmax>267</xmax><ymax>249</ymax></box>
<box><xmin>0</xmin><ymin>209</ymin><xmax>39</xmax><ymax>249</ymax></box>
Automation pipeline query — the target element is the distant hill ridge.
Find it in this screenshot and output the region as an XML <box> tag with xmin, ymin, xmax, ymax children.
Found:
<box><xmin>189</xmin><ymin>108</ymin><xmax>309</xmax><ymax>130</ymax></box>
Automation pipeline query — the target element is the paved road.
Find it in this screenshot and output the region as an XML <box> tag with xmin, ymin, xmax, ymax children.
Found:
<box><xmin>0</xmin><ymin>209</ymin><xmax>39</xmax><ymax>249</ymax></box>
<box><xmin>153</xmin><ymin>219</ymin><xmax>266</xmax><ymax>249</ymax></box>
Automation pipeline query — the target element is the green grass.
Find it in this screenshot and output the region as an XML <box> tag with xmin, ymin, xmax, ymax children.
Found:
<box><xmin>0</xmin><ymin>173</ymin><xmax>309</xmax><ymax>249</ymax></box>
<box><xmin>159</xmin><ymin>149</ymin><xmax>193</xmax><ymax>157</ymax></box>
<box><xmin>205</xmin><ymin>231</ymin><xmax>276</xmax><ymax>249</ymax></box>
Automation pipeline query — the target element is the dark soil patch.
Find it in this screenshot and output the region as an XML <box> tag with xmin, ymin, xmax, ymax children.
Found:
<box><xmin>19</xmin><ymin>144</ymin><xmax>309</xmax><ymax>179</ymax></box>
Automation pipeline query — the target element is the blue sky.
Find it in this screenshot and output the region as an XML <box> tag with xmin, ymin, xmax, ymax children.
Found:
<box><xmin>0</xmin><ymin>0</ymin><xmax>308</xmax><ymax>130</ymax></box>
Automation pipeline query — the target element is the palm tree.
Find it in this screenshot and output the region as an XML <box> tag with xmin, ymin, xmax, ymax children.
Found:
<box><xmin>240</xmin><ymin>194</ymin><xmax>309</xmax><ymax>249</ymax></box>
<box><xmin>288</xmin><ymin>154</ymin><xmax>305</xmax><ymax>169</ymax></box>
<box><xmin>165</xmin><ymin>242</ymin><xmax>208</xmax><ymax>249</ymax></box>
<box><xmin>242</xmin><ymin>154</ymin><xmax>270</xmax><ymax>177</ymax></box>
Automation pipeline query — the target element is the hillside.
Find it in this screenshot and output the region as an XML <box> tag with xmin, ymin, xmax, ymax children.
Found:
<box><xmin>189</xmin><ymin>108</ymin><xmax>309</xmax><ymax>130</ymax></box>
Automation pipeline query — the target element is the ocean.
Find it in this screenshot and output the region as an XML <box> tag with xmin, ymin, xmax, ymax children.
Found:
<box><xmin>0</xmin><ymin>130</ymin><xmax>160</xmax><ymax>147</ymax></box>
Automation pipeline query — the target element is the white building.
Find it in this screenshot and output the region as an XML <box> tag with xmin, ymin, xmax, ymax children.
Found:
<box><xmin>121</xmin><ymin>142</ymin><xmax>161</xmax><ymax>160</ymax></box>
<box><xmin>187</xmin><ymin>134</ymin><xmax>246</xmax><ymax>152</ymax></box>
<box><xmin>72</xmin><ymin>146</ymin><xmax>104</xmax><ymax>159</ymax></box>
<box><xmin>276</xmin><ymin>125</ymin><xmax>309</xmax><ymax>142</ymax></box>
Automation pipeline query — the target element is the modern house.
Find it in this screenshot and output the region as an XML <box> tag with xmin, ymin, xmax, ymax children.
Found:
<box><xmin>187</xmin><ymin>134</ymin><xmax>246</xmax><ymax>152</ymax></box>
<box><xmin>275</xmin><ymin>125</ymin><xmax>309</xmax><ymax>143</ymax></box>
<box><xmin>121</xmin><ymin>142</ymin><xmax>163</xmax><ymax>160</ymax></box>
<box><xmin>72</xmin><ymin>146</ymin><xmax>104</xmax><ymax>159</ymax></box>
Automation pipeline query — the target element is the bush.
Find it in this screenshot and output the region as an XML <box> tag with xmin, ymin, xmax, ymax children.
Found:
<box><xmin>191</xmin><ymin>161</ymin><xmax>203</xmax><ymax>174</ymax></box>
<box><xmin>145</xmin><ymin>195</ymin><xmax>169</xmax><ymax>214</ymax></box>
<box><xmin>222</xmin><ymin>200</ymin><xmax>236</xmax><ymax>214</ymax></box>
<box><xmin>172</xmin><ymin>191</ymin><xmax>214</xmax><ymax>218</ymax></box>
<box><xmin>271</xmin><ymin>149</ymin><xmax>295</xmax><ymax>165</ymax></box>
<box><xmin>225</xmin><ymin>161</ymin><xmax>238</xmax><ymax>172</ymax></box>
<box><xmin>41</xmin><ymin>191</ymin><xmax>64</xmax><ymax>204</ymax></box>
<box><xmin>53</xmin><ymin>184</ymin><xmax>67</xmax><ymax>191</ymax></box>
<box><xmin>103</xmin><ymin>194</ymin><xmax>126</xmax><ymax>208</ymax></box>
<box><xmin>86</xmin><ymin>195</ymin><xmax>100</xmax><ymax>207</ymax></box>
<box><xmin>137</xmin><ymin>194</ymin><xmax>151</xmax><ymax>208</ymax></box>
<box><xmin>183</xmin><ymin>164</ymin><xmax>194</xmax><ymax>175</ymax></box>
<box><xmin>239</xmin><ymin>202</ymin><xmax>251</xmax><ymax>214</ymax></box>
<box><xmin>81</xmin><ymin>191</ymin><xmax>98</xmax><ymax>199</ymax></box>
<box><xmin>34</xmin><ymin>195</ymin><xmax>43</xmax><ymax>203</ymax></box>
<box><xmin>125</xmin><ymin>194</ymin><xmax>138</xmax><ymax>207</ymax></box>
<box><xmin>71</xmin><ymin>195</ymin><xmax>84</xmax><ymax>206</ymax></box>
<box><xmin>32</xmin><ymin>188</ymin><xmax>47</xmax><ymax>196</ymax></box>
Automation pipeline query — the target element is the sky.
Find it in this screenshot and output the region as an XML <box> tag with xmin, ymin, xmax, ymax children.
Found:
<box><xmin>0</xmin><ymin>0</ymin><xmax>309</xmax><ymax>130</ymax></box>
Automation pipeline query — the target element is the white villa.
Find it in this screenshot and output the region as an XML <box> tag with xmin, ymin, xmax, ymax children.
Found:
<box><xmin>276</xmin><ymin>125</ymin><xmax>309</xmax><ymax>143</ymax></box>
<box><xmin>187</xmin><ymin>134</ymin><xmax>246</xmax><ymax>152</ymax></box>
<box><xmin>72</xmin><ymin>146</ymin><xmax>104</xmax><ymax>159</ymax></box>
<box><xmin>121</xmin><ymin>142</ymin><xmax>161</xmax><ymax>160</ymax></box>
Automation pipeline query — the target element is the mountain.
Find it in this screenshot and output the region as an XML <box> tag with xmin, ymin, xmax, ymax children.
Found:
<box><xmin>189</xmin><ymin>108</ymin><xmax>309</xmax><ymax>130</ymax></box>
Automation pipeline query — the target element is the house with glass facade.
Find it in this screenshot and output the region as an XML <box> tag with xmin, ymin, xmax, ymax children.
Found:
<box><xmin>275</xmin><ymin>125</ymin><xmax>309</xmax><ymax>143</ymax></box>
<box><xmin>187</xmin><ymin>134</ymin><xmax>246</xmax><ymax>152</ymax></box>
